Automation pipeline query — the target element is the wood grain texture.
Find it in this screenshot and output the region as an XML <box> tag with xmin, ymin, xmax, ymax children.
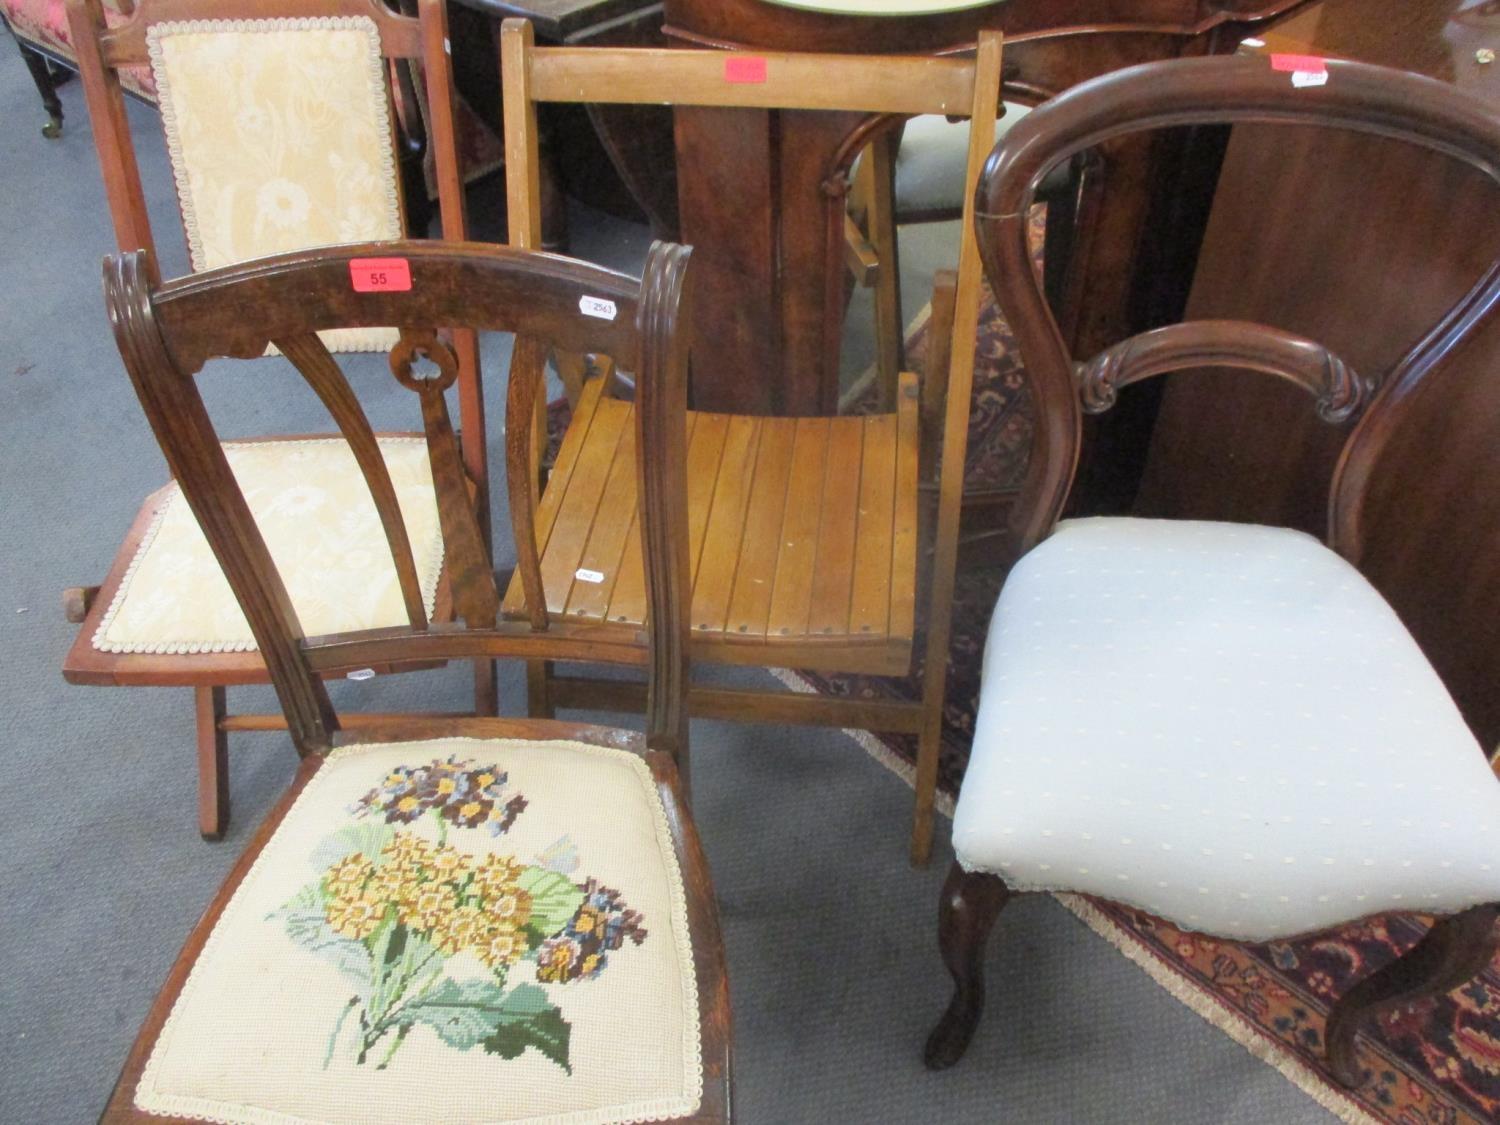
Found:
<box><xmin>1135</xmin><ymin>0</ymin><xmax>1500</xmax><ymax>747</ymax></box>
<box><xmin>658</xmin><ymin>0</ymin><xmax>1311</xmax><ymax>415</ymax></box>
<box><xmin>500</xmin><ymin>391</ymin><xmax>921</xmax><ymax>674</ymax></box>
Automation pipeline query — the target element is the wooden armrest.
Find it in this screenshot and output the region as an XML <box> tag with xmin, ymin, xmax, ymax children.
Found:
<box><xmin>1076</xmin><ymin>320</ymin><xmax>1369</xmax><ymax>424</ymax></box>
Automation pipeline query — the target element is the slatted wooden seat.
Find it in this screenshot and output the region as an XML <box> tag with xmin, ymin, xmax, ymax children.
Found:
<box><xmin>500</xmin><ymin>21</ymin><xmax>1002</xmax><ymax>861</ymax></box>
<box><xmin>502</xmin><ymin>374</ymin><xmax>918</xmax><ymax>675</ymax></box>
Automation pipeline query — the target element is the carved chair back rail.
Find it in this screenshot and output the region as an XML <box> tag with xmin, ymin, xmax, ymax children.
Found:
<box><xmin>107</xmin><ymin>239</ymin><xmax>693</xmax><ymax>759</ymax></box>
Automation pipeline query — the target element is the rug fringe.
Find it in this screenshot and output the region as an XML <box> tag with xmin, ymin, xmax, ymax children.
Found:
<box><xmin>775</xmin><ymin>666</ymin><xmax>1381</xmax><ymax>1123</ymax></box>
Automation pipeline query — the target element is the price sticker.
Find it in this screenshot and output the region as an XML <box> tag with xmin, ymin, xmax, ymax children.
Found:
<box><xmin>724</xmin><ymin>56</ymin><xmax>767</xmax><ymax>84</ymax></box>
<box><xmin>349</xmin><ymin>257</ymin><xmax>412</xmax><ymax>293</ymax></box>
<box><xmin>579</xmin><ymin>295</ymin><xmax>617</xmax><ymax>321</ymax></box>
<box><xmin>1270</xmin><ymin>53</ymin><xmax>1329</xmax><ymax>87</ymax></box>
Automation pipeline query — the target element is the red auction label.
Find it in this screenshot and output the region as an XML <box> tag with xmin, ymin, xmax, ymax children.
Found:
<box><xmin>724</xmin><ymin>56</ymin><xmax>767</xmax><ymax>84</ymax></box>
<box><xmin>349</xmin><ymin>257</ymin><xmax>412</xmax><ymax>293</ymax></box>
<box><xmin>1269</xmin><ymin>53</ymin><xmax>1328</xmax><ymax>75</ymax></box>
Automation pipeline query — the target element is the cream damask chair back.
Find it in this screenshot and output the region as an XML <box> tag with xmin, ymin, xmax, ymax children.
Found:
<box><xmin>62</xmin><ymin>0</ymin><xmax>493</xmax><ymax>842</ymax></box>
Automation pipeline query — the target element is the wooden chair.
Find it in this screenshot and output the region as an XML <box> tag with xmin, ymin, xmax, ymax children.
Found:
<box><xmin>925</xmin><ymin>55</ymin><xmax>1500</xmax><ymax>1086</ymax></box>
<box><xmin>498</xmin><ymin>19</ymin><xmax>1003</xmax><ymax>862</ymax></box>
<box><xmin>61</xmin><ymin>0</ymin><xmax>491</xmax><ymax>841</ymax></box>
<box><xmin>96</xmin><ymin>238</ymin><xmax>730</xmax><ymax>1122</ymax></box>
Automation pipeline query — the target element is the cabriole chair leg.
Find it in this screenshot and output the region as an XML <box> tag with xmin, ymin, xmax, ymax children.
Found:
<box><xmin>925</xmin><ymin>863</ymin><xmax>1010</xmax><ymax>1069</ymax></box>
<box><xmin>1325</xmin><ymin>903</ymin><xmax>1500</xmax><ymax>1087</ymax></box>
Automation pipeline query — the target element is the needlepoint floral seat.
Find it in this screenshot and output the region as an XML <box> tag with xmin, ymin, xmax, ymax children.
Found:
<box><xmin>92</xmin><ymin>437</ymin><xmax>444</xmax><ymax>654</ymax></box>
<box><xmin>115</xmin><ymin>737</ymin><xmax>706</xmax><ymax>1124</ymax></box>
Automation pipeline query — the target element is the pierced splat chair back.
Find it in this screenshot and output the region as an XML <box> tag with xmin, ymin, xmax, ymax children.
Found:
<box><xmin>975</xmin><ymin>55</ymin><xmax>1500</xmax><ymax>562</ymax></box>
<box><xmin>103</xmin><ymin>241</ymin><xmax>694</xmax><ymax>758</ymax></box>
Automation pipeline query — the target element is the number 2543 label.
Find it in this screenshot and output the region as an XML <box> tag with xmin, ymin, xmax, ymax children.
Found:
<box><xmin>350</xmin><ymin>257</ymin><xmax>412</xmax><ymax>293</ymax></box>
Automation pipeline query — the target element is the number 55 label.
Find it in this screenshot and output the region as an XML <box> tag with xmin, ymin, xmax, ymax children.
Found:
<box><xmin>350</xmin><ymin>257</ymin><xmax>412</xmax><ymax>293</ymax></box>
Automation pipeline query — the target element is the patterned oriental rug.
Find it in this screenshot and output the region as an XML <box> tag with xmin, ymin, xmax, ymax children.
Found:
<box><xmin>542</xmin><ymin>279</ymin><xmax>1500</xmax><ymax>1125</ymax></box>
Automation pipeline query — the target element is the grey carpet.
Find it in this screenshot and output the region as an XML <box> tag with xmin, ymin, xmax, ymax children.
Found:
<box><xmin>0</xmin><ymin>38</ymin><xmax>1336</xmax><ymax>1124</ymax></box>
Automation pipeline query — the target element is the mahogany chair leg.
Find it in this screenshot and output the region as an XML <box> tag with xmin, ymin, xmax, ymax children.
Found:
<box><xmin>15</xmin><ymin>41</ymin><xmax>64</xmax><ymax>139</ymax></box>
<box><xmin>194</xmin><ymin>686</ymin><xmax>230</xmax><ymax>841</ymax></box>
<box><xmin>1325</xmin><ymin>904</ymin><xmax>1500</xmax><ymax>1087</ymax></box>
<box><xmin>925</xmin><ymin>863</ymin><xmax>1010</xmax><ymax>1070</ymax></box>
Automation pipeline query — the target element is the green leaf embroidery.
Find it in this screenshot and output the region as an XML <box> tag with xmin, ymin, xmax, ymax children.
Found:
<box><xmin>309</xmin><ymin>820</ymin><xmax>396</xmax><ymax>873</ymax></box>
<box><xmin>271</xmin><ymin>883</ymin><xmax>372</xmax><ymax>984</ymax></box>
<box><xmin>404</xmin><ymin>979</ymin><xmax>572</xmax><ymax>1072</ymax></box>
<box><xmin>482</xmin><ymin>985</ymin><xmax>572</xmax><ymax>1074</ymax></box>
<box><xmin>518</xmin><ymin>868</ymin><xmax>585</xmax><ymax>942</ymax></box>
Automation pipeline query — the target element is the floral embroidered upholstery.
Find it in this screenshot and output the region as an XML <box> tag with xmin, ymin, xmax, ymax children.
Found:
<box><xmin>3</xmin><ymin>0</ymin><xmax>154</xmax><ymax>97</ymax></box>
<box><xmin>131</xmin><ymin>738</ymin><xmax>703</xmax><ymax>1124</ymax></box>
<box><xmin>147</xmin><ymin>16</ymin><xmax>403</xmax><ymax>353</ymax></box>
<box><xmin>955</xmin><ymin>517</ymin><xmax>1500</xmax><ymax>941</ymax></box>
<box><xmin>94</xmin><ymin>437</ymin><xmax>443</xmax><ymax>654</ymax></box>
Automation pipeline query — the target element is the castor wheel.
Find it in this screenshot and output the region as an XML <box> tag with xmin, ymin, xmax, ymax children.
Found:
<box><xmin>42</xmin><ymin>114</ymin><xmax>62</xmax><ymax>139</ymax></box>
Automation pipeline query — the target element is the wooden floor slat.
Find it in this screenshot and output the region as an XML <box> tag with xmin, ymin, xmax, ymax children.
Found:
<box><xmin>849</xmin><ymin>413</ymin><xmax>898</xmax><ymax>638</ymax></box>
<box><xmin>535</xmin><ymin>397</ymin><xmax>630</xmax><ymax>615</ymax></box>
<box><xmin>807</xmin><ymin>417</ymin><xmax>865</xmax><ymax>638</ymax></box>
<box><xmin>692</xmin><ymin>414</ymin><xmax>762</xmax><ymax>636</ymax></box>
<box><xmin>764</xmin><ymin>417</ymin><xmax>830</xmax><ymax>641</ymax></box>
<box><xmin>727</xmin><ymin>417</ymin><xmax>798</xmax><ymax>640</ymax></box>
<box><xmin>563</xmin><ymin>419</ymin><xmax>637</xmax><ymax>620</ymax></box>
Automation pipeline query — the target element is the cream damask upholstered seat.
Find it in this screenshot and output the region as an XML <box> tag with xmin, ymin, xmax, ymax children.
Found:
<box><xmin>94</xmin><ymin>437</ymin><xmax>443</xmax><ymax>654</ymax></box>
<box><xmin>126</xmin><ymin>738</ymin><xmax>706</xmax><ymax>1125</ymax></box>
<box><xmin>954</xmin><ymin>517</ymin><xmax>1500</xmax><ymax>942</ymax></box>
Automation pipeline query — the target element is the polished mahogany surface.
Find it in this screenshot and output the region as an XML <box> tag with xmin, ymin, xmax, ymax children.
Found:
<box><xmin>662</xmin><ymin>0</ymin><xmax>1311</xmax><ymax>414</ymax></box>
<box><xmin>1135</xmin><ymin>0</ymin><xmax>1500</xmax><ymax>750</ymax></box>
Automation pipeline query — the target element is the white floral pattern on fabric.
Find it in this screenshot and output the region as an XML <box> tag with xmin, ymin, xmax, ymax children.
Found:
<box><xmin>147</xmin><ymin>17</ymin><xmax>403</xmax><ymax>353</ymax></box>
<box><xmin>93</xmin><ymin>437</ymin><xmax>443</xmax><ymax>654</ymax></box>
<box><xmin>954</xmin><ymin>517</ymin><xmax>1500</xmax><ymax>942</ymax></box>
<box><xmin>133</xmin><ymin>738</ymin><xmax>703</xmax><ymax>1125</ymax></box>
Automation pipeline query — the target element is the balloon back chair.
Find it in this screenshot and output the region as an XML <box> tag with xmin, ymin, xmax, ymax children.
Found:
<box><xmin>925</xmin><ymin>54</ymin><xmax>1500</xmax><ymax>1089</ymax></box>
<box><xmin>97</xmin><ymin>239</ymin><xmax>730</xmax><ymax>1122</ymax></box>
<box><xmin>61</xmin><ymin>0</ymin><xmax>491</xmax><ymax>841</ymax></box>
